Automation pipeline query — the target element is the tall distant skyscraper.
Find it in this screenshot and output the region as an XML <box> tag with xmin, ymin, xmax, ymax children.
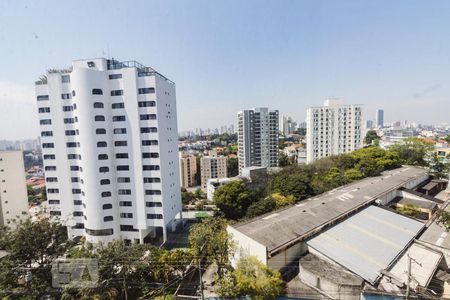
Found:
<box><xmin>35</xmin><ymin>58</ymin><xmax>182</xmax><ymax>244</ymax></box>
<box><xmin>375</xmin><ymin>109</ymin><xmax>384</xmax><ymax>128</ymax></box>
<box><xmin>237</xmin><ymin>108</ymin><xmax>279</xmax><ymax>173</ymax></box>
<box><xmin>281</xmin><ymin>115</ymin><xmax>297</xmax><ymax>136</ymax></box>
<box><xmin>306</xmin><ymin>98</ymin><xmax>363</xmax><ymax>163</ymax></box>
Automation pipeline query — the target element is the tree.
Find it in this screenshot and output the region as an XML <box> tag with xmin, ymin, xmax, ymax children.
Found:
<box><xmin>269</xmin><ymin>166</ymin><xmax>314</xmax><ymax>201</ymax></box>
<box><xmin>435</xmin><ymin>209</ymin><xmax>450</xmax><ymax>230</ymax></box>
<box><xmin>246</xmin><ymin>197</ymin><xmax>276</xmax><ymax>218</ymax></box>
<box><xmin>365</xmin><ymin>130</ymin><xmax>380</xmax><ymax>145</ymax></box>
<box><xmin>388</xmin><ymin>138</ymin><xmax>434</xmax><ymax>167</ymax></box>
<box><xmin>270</xmin><ymin>193</ymin><xmax>295</xmax><ymax>208</ymax></box>
<box><xmin>444</xmin><ymin>135</ymin><xmax>450</xmax><ymax>143</ymax></box>
<box><xmin>214</xmin><ymin>180</ymin><xmax>255</xmax><ymax>220</ymax></box>
<box><xmin>227</xmin><ymin>157</ymin><xmax>239</xmax><ymax>177</ymax></box>
<box><xmin>215</xmin><ymin>256</ymin><xmax>283</xmax><ymax>299</ymax></box>
<box><xmin>0</xmin><ymin>218</ymin><xmax>72</xmax><ymax>299</ymax></box>
<box><xmin>396</xmin><ymin>204</ymin><xmax>421</xmax><ymax>218</ymax></box>
<box><xmin>279</xmin><ymin>152</ymin><xmax>295</xmax><ymax>167</ymax></box>
<box><xmin>189</xmin><ymin>218</ymin><xmax>232</xmax><ymax>279</ymax></box>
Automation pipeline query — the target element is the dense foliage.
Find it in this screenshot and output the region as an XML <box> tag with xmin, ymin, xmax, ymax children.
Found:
<box><xmin>215</xmin><ymin>256</ymin><xmax>284</xmax><ymax>299</ymax></box>
<box><xmin>214</xmin><ymin>139</ymin><xmax>437</xmax><ymax>221</ymax></box>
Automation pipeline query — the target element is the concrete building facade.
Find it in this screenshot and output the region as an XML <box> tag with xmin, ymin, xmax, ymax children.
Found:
<box><xmin>306</xmin><ymin>99</ymin><xmax>363</xmax><ymax>163</ymax></box>
<box><xmin>179</xmin><ymin>152</ymin><xmax>197</xmax><ymax>188</ymax></box>
<box><xmin>200</xmin><ymin>150</ymin><xmax>227</xmax><ymax>189</ymax></box>
<box><xmin>0</xmin><ymin>151</ymin><xmax>29</xmax><ymax>229</ymax></box>
<box><xmin>35</xmin><ymin>58</ymin><xmax>182</xmax><ymax>244</ymax></box>
<box><xmin>237</xmin><ymin>107</ymin><xmax>279</xmax><ymax>174</ymax></box>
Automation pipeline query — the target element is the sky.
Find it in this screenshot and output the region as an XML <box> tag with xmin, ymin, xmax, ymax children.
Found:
<box><xmin>1</xmin><ymin>0</ymin><xmax>450</xmax><ymax>139</ymax></box>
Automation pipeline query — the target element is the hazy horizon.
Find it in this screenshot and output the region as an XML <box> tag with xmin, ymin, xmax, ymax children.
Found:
<box><xmin>1</xmin><ymin>0</ymin><xmax>450</xmax><ymax>139</ymax></box>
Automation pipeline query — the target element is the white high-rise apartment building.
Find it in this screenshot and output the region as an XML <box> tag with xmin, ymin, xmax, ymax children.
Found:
<box><xmin>200</xmin><ymin>150</ymin><xmax>227</xmax><ymax>188</ymax></box>
<box><xmin>35</xmin><ymin>58</ymin><xmax>182</xmax><ymax>244</ymax></box>
<box><xmin>237</xmin><ymin>108</ymin><xmax>279</xmax><ymax>173</ymax></box>
<box><xmin>306</xmin><ymin>99</ymin><xmax>363</xmax><ymax>163</ymax></box>
<box><xmin>0</xmin><ymin>151</ymin><xmax>29</xmax><ymax>229</ymax></box>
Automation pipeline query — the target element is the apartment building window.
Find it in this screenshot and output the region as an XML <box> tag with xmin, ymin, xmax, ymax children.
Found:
<box><xmin>143</xmin><ymin>165</ymin><xmax>160</xmax><ymax>171</ymax></box>
<box><xmin>138</xmin><ymin>101</ymin><xmax>156</xmax><ymax>107</ymax></box>
<box><xmin>120</xmin><ymin>213</ymin><xmax>133</xmax><ymax>218</ymax></box>
<box><xmin>66</xmin><ymin>142</ymin><xmax>79</xmax><ymax>148</ymax></box>
<box><xmin>60</xmin><ymin>75</ymin><xmax>70</xmax><ymax>83</ymax></box>
<box><xmin>95</xmin><ymin>115</ymin><xmax>105</xmax><ymax>122</ymax></box>
<box><xmin>41</xmin><ymin>131</ymin><xmax>53</xmax><ymax>137</ymax></box>
<box><xmin>61</xmin><ymin>93</ymin><xmax>71</xmax><ymax>100</ymax></box>
<box><xmin>111</xmin><ymin>90</ymin><xmax>123</xmax><ymax>96</ymax></box>
<box><xmin>145</xmin><ymin>190</ymin><xmax>161</xmax><ymax>195</ymax></box>
<box><xmin>144</xmin><ymin>177</ymin><xmax>160</xmax><ymax>183</ymax></box>
<box><xmin>118</xmin><ymin>189</ymin><xmax>131</xmax><ymax>195</ymax></box>
<box><xmin>109</xmin><ymin>74</ymin><xmax>122</xmax><ymax>79</ymax></box>
<box><xmin>64</xmin><ymin>118</ymin><xmax>75</xmax><ymax>124</ymax></box>
<box><xmin>40</xmin><ymin>119</ymin><xmax>52</xmax><ymax>125</ymax></box>
<box><xmin>113</xmin><ymin>128</ymin><xmax>127</xmax><ymax>134</ymax></box>
<box><xmin>114</xmin><ymin>141</ymin><xmax>127</xmax><ymax>147</ymax></box>
<box><xmin>42</xmin><ymin>143</ymin><xmax>54</xmax><ymax>148</ymax></box>
<box><xmin>112</xmin><ymin>103</ymin><xmax>125</xmax><ymax>109</ymax></box>
<box><xmin>113</xmin><ymin>116</ymin><xmax>126</xmax><ymax>122</ymax></box>
<box><xmin>117</xmin><ymin>177</ymin><xmax>130</xmax><ymax>183</ymax></box>
<box><xmin>47</xmin><ymin>188</ymin><xmax>59</xmax><ymax>193</ymax></box>
<box><xmin>98</xmin><ymin>154</ymin><xmax>108</xmax><ymax>160</ymax></box>
<box><xmin>62</xmin><ymin>105</ymin><xmax>73</xmax><ymax>112</ymax></box>
<box><xmin>100</xmin><ymin>192</ymin><xmax>112</xmax><ymax>199</ymax></box>
<box><xmin>50</xmin><ymin>211</ymin><xmax>61</xmax><ymax>216</ymax></box>
<box><xmin>70</xmin><ymin>166</ymin><xmax>80</xmax><ymax>171</ymax></box>
<box><xmin>71</xmin><ymin>177</ymin><xmax>80</xmax><ymax>183</ymax></box>
<box><xmin>147</xmin><ymin>214</ymin><xmax>163</xmax><ymax>219</ymax></box>
<box><xmin>120</xmin><ymin>225</ymin><xmax>137</xmax><ymax>232</ymax></box>
<box><xmin>85</xmin><ymin>228</ymin><xmax>113</xmax><ymax>236</ymax></box>
<box><xmin>119</xmin><ymin>201</ymin><xmax>132</xmax><ymax>206</ymax></box>
<box><xmin>92</xmin><ymin>89</ymin><xmax>103</xmax><ymax>95</ymax></box>
<box><xmin>146</xmin><ymin>202</ymin><xmax>162</xmax><ymax>207</ymax></box>
<box><xmin>65</xmin><ymin>130</ymin><xmax>77</xmax><ymax>136</ymax></box>
<box><xmin>73</xmin><ymin>200</ymin><xmax>82</xmax><ymax>206</ymax></box>
<box><xmin>37</xmin><ymin>95</ymin><xmax>49</xmax><ymax>101</ymax></box>
<box><xmin>99</xmin><ymin>167</ymin><xmax>109</xmax><ymax>173</ymax></box>
<box><xmin>102</xmin><ymin>204</ymin><xmax>112</xmax><ymax>210</ymax></box>
<box><xmin>46</xmin><ymin>177</ymin><xmax>58</xmax><ymax>182</ymax></box>
<box><xmin>94</xmin><ymin>102</ymin><xmax>104</xmax><ymax>108</ymax></box>
<box><xmin>72</xmin><ymin>189</ymin><xmax>81</xmax><ymax>194</ymax></box>
<box><xmin>116</xmin><ymin>153</ymin><xmax>128</xmax><ymax>159</ymax></box>
<box><xmin>73</xmin><ymin>211</ymin><xmax>83</xmax><ymax>217</ymax></box>
<box><xmin>96</xmin><ymin>128</ymin><xmax>106</xmax><ymax>134</ymax></box>
<box><xmin>140</xmin><ymin>127</ymin><xmax>157</xmax><ymax>133</ymax></box>
<box><xmin>142</xmin><ymin>153</ymin><xmax>159</xmax><ymax>158</ymax></box>
<box><xmin>45</xmin><ymin>166</ymin><xmax>57</xmax><ymax>171</ymax></box>
<box><xmin>140</xmin><ymin>114</ymin><xmax>157</xmax><ymax>120</ymax></box>
<box><xmin>97</xmin><ymin>141</ymin><xmax>107</xmax><ymax>147</ymax></box>
<box><xmin>38</xmin><ymin>107</ymin><xmax>51</xmax><ymax>113</ymax></box>
<box><xmin>68</xmin><ymin>154</ymin><xmax>81</xmax><ymax>160</ymax></box>
<box><xmin>142</xmin><ymin>140</ymin><xmax>158</xmax><ymax>146</ymax></box>
<box><xmin>138</xmin><ymin>87</ymin><xmax>155</xmax><ymax>94</ymax></box>
<box><xmin>44</xmin><ymin>154</ymin><xmax>56</xmax><ymax>160</ymax></box>
<box><xmin>116</xmin><ymin>165</ymin><xmax>129</xmax><ymax>171</ymax></box>
<box><xmin>48</xmin><ymin>200</ymin><xmax>60</xmax><ymax>204</ymax></box>
<box><xmin>104</xmin><ymin>216</ymin><xmax>114</xmax><ymax>222</ymax></box>
<box><xmin>100</xmin><ymin>179</ymin><xmax>110</xmax><ymax>185</ymax></box>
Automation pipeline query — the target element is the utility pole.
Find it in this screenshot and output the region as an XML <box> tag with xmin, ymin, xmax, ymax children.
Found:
<box><xmin>406</xmin><ymin>253</ymin><xmax>411</xmax><ymax>300</ymax></box>
<box><xmin>198</xmin><ymin>258</ymin><xmax>205</xmax><ymax>300</ymax></box>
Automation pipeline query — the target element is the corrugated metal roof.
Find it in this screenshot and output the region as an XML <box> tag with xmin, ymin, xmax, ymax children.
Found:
<box><xmin>231</xmin><ymin>166</ymin><xmax>428</xmax><ymax>254</ymax></box>
<box><xmin>387</xmin><ymin>242</ymin><xmax>442</xmax><ymax>289</ymax></box>
<box><xmin>307</xmin><ymin>205</ymin><xmax>424</xmax><ymax>285</ymax></box>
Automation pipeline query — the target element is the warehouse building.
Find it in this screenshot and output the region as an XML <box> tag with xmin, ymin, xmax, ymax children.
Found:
<box><xmin>228</xmin><ymin>166</ymin><xmax>429</xmax><ymax>271</ymax></box>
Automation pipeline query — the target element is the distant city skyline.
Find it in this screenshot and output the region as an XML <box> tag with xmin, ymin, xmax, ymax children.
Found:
<box><xmin>1</xmin><ymin>0</ymin><xmax>450</xmax><ymax>139</ymax></box>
